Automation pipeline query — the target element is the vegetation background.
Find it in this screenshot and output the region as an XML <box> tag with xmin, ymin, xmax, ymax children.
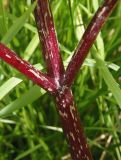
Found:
<box><xmin>0</xmin><ymin>0</ymin><xmax>121</xmax><ymax>159</ymax></box>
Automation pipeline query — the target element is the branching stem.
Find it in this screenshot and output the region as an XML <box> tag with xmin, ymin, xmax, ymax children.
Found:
<box><xmin>0</xmin><ymin>0</ymin><xmax>118</xmax><ymax>159</ymax></box>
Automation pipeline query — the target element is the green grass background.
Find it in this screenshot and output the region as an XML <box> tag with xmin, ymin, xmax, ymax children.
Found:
<box><xmin>0</xmin><ymin>0</ymin><xmax>121</xmax><ymax>159</ymax></box>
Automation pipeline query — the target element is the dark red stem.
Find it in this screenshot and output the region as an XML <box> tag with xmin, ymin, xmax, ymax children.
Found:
<box><xmin>0</xmin><ymin>0</ymin><xmax>118</xmax><ymax>159</ymax></box>
<box><xmin>33</xmin><ymin>0</ymin><xmax>64</xmax><ymax>81</ymax></box>
<box><xmin>0</xmin><ymin>43</ymin><xmax>57</xmax><ymax>94</ymax></box>
<box><xmin>33</xmin><ymin>1</ymin><xmax>93</xmax><ymax>159</ymax></box>
<box><xmin>61</xmin><ymin>0</ymin><xmax>118</xmax><ymax>88</ymax></box>
<box><xmin>56</xmin><ymin>88</ymin><xmax>93</xmax><ymax>160</ymax></box>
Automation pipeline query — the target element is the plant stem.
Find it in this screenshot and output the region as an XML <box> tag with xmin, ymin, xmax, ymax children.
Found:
<box><xmin>56</xmin><ymin>88</ymin><xmax>93</xmax><ymax>160</ymax></box>
<box><xmin>0</xmin><ymin>43</ymin><xmax>93</xmax><ymax>160</ymax></box>
<box><xmin>0</xmin><ymin>43</ymin><xmax>57</xmax><ymax>94</ymax></box>
<box><xmin>61</xmin><ymin>0</ymin><xmax>118</xmax><ymax>88</ymax></box>
<box><xmin>34</xmin><ymin>1</ymin><xmax>93</xmax><ymax>159</ymax></box>
<box><xmin>0</xmin><ymin>0</ymin><xmax>118</xmax><ymax>159</ymax></box>
<box><xmin>33</xmin><ymin>0</ymin><xmax>64</xmax><ymax>81</ymax></box>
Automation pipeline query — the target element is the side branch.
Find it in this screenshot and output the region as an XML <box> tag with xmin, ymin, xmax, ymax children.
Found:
<box><xmin>61</xmin><ymin>0</ymin><xmax>118</xmax><ymax>88</ymax></box>
<box><xmin>33</xmin><ymin>0</ymin><xmax>64</xmax><ymax>81</ymax></box>
<box><xmin>0</xmin><ymin>43</ymin><xmax>57</xmax><ymax>94</ymax></box>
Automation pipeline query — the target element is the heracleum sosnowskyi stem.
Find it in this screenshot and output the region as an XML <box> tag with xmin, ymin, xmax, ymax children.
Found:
<box><xmin>33</xmin><ymin>0</ymin><xmax>118</xmax><ymax>159</ymax></box>
<box><xmin>0</xmin><ymin>43</ymin><xmax>57</xmax><ymax>94</ymax></box>
<box><xmin>33</xmin><ymin>0</ymin><xmax>64</xmax><ymax>81</ymax></box>
<box><xmin>33</xmin><ymin>0</ymin><xmax>92</xmax><ymax>159</ymax></box>
<box><xmin>61</xmin><ymin>0</ymin><xmax>119</xmax><ymax>88</ymax></box>
<box><xmin>0</xmin><ymin>0</ymin><xmax>119</xmax><ymax>159</ymax></box>
<box><xmin>0</xmin><ymin>43</ymin><xmax>92</xmax><ymax>159</ymax></box>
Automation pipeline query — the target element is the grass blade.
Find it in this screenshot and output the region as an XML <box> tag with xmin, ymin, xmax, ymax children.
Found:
<box><xmin>24</xmin><ymin>33</ymin><xmax>39</xmax><ymax>61</ymax></box>
<box><xmin>1</xmin><ymin>2</ymin><xmax>36</xmax><ymax>44</ymax></box>
<box><xmin>96</xmin><ymin>57</ymin><xmax>121</xmax><ymax>108</ymax></box>
<box><xmin>0</xmin><ymin>77</ymin><xmax>22</xmax><ymax>100</ymax></box>
<box><xmin>0</xmin><ymin>85</ymin><xmax>46</xmax><ymax>117</ymax></box>
<box><xmin>15</xmin><ymin>144</ymin><xmax>42</xmax><ymax>160</ymax></box>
